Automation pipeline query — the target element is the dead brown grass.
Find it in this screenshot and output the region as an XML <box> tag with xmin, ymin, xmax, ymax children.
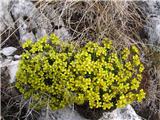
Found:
<box><xmin>52</xmin><ymin>1</ymin><xmax>146</xmax><ymax>47</ymax></box>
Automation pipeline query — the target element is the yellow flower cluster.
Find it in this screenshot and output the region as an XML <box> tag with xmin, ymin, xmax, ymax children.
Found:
<box><xmin>16</xmin><ymin>34</ymin><xmax>145</xmax><ymax>111</ymax></box>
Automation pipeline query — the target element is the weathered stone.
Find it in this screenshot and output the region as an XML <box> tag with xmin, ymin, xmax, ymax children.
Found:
<box><xmin>99</xmin><ymin>105</ymin><xmax>143</xmax><ymax>120</ymax></box>
<box><xmin>145</xmin><ymin>0</ymin><xmax>160</xmax><ymax>50</ymax></box>
<box><xmin>38</xmin><ymin>106</ymin><xmax>88</xmax><ymax>120</ymax></box>
<box><xmin>7</xmin><ymin>60</ymin><xmax>19</xmax><ymax>83</ymax></box>
<box><xmin>1</xmin><ymin>47</ymin><xmax>17</xmax><ymax>56</ymax></box>
<box><xmin>0</xmin><ymin>0</ymin><xmax>14</xmax><ymax>33</ymax></box>
<box><xmin>10</xmin><ymin>0</ymin><xmax>71</xmax><ymax>43</ymax></box>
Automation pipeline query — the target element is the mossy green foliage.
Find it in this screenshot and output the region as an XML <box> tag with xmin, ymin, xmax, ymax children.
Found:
<box><xmin>16</xmin><ymin>34</ymin><xmax>145</xmax><ymax>111</ymax></box>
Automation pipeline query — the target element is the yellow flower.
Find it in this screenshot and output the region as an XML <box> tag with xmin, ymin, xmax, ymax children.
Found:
<box><xmin>16</xmin><ymin>34</ymin><xmax>145</xmax><ymax>111</ymax></box>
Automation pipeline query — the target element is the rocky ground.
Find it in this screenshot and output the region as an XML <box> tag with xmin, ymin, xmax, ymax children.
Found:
<box><xmin>0</xmin><ymin>0</ymin><xmax>160</xmax><ymax>120</ymax></box>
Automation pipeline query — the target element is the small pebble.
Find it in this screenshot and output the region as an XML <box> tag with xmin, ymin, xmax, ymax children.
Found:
<box><xmin>1</xmin><ymin>47</ymin><xmax>17</xmax><ymax>56</ymax></box>
<box><xmin>14</xmin><ymin>55</ymin><xmax>21</xmax><ymax>59</ymax></box>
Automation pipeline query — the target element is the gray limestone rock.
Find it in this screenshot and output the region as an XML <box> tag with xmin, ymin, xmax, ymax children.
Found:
<box><xmin>1</xmin><ymin>47</ymin><xmax>17</xmax><ymax>56</ymax></box>
<box><xmin>100</xmin><ymin>105</ymin><xmax>143</xmax><ymax>120</ymax></box>
<box><xmin>145</xmin><ymin>0</ymin><xmax>160</xmax><ymax>51</ymax></box>
<box><xmin>0</xmin><ymin>0</ymin><xmax>14</xmax><ymax>33</ymax></box>
<box><xmin>1</xmin><ymin>59</ymin><xmax>19</xmax><ymax>83</ymax></box>
<box><xmin>38</xmin><ymin>105</ymin><xmax>142</xmax><ymax>120</ymax></box>
<box><xmin>38</xmin><ymin>106</ymin><xmax>88</xmax><ymax>120</ymax></box>
<box><xmin>10</xmin><ymin>0</ymin><xmax>71</xmax><ymax>43</ymax></box>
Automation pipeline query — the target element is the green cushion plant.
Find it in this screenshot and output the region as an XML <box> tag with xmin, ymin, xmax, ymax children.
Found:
<box><xmin>16</xmin><ymin>34</ymin><xmax>145</xmax><ymax>111</ymax></box>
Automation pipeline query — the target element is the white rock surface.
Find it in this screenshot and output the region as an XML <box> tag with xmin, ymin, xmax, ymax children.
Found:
<box><xmin>14</xmin><ymin>55</ymin><xmax>21</xmax><ymax>59</ymax></box>
<box><xmin>100</xmin><ymin>105</ymin><xmax>143</xmax><ymax>120</ymax></box>
<box><xmin>0</xmin><ymin>59</ymin><xmax>12</xmax><ymax>68</ymax></box>
<box><xmin>0</xmin><ymin>0</ymin><xmax>14</xmax><ymax>33</ymax></box>
<box><xmin>7</xmin><ymin>60</ymin><xmax>19</xmax><ymax>83</ymax></box>
<box><xmin>39</xmin><ymin>105</ymin><xmax>142</xmax><ymax>120</ymax></box>
<box><xmin>39</xmin><ymin>106</ymin><xmax>88</xmax><ymax>120</ymax></box>
<box><xmin>11</xmin><ymin>0</ymin><xmax>44</xmax><ymax>43</ymax></box>
<box><xmin>145</xmin><ymin>0</ymin><xmax>160</xmax><ymax>46</ymax></box>
<box><xmin>1</xmin><ymin>47</ymin><xmax>17</xmax><ymax>56</ymax></box>
<box><xmin>0</xmin><ymin>0</ymin><xmax>71</xmax><ymax>44</ymax></box>
<box><xmin>10</xmin><ymin>0</ymin><xmax>71</xmax><ymax>43</ymax></box>
<box><xmin>1</xmin><ymin>59</ymin><xmax>19</xmax><ymax>83</ymax></box>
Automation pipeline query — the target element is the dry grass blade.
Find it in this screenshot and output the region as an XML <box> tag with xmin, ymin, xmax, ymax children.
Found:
<box><xmin>58</xmin><ymin>1</ymin><xmax>145</xmax><ymax>48</ymax></box>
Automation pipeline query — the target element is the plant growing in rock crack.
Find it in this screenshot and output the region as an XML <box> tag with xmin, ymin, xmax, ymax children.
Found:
<box><xmin>16</xmin><ymin>34</ymin><xmax>145</xmax><ymax>111</ymax></box>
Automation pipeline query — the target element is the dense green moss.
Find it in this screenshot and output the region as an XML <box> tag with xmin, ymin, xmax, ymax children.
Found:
<box><xmin>16</xmin><ymin>34</ymin><xmax>145</xmax><ymax>111</ymax></box>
